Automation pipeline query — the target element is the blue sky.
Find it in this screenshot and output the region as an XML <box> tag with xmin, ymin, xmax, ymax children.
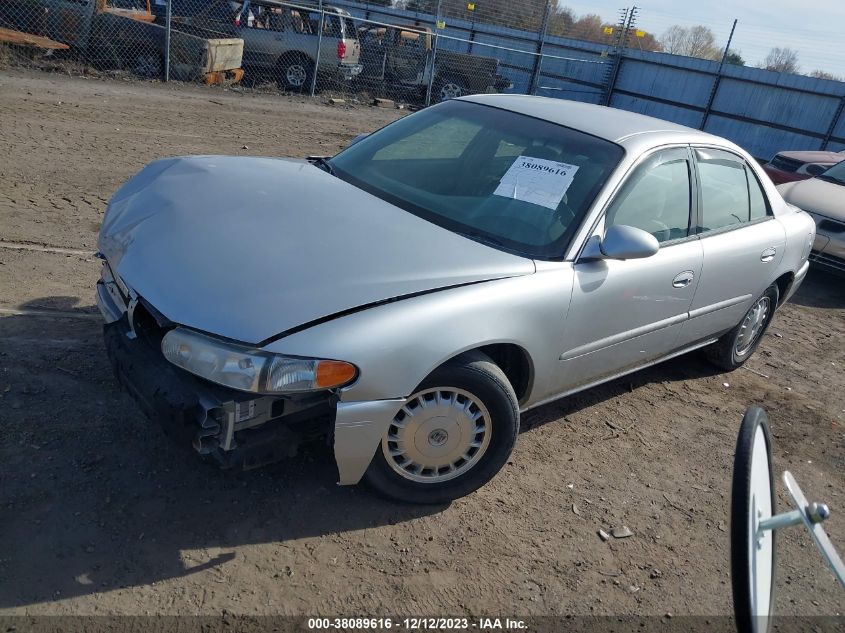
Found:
<box><xmin>562</xmin><ymin>0</ymin><xmax>845</xmax><ymax>78</ymax></box>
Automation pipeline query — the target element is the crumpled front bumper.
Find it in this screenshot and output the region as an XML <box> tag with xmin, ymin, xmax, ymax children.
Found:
<box><xmin>103</xmin><ymin>315</ymin><xmax>335</xmax><ymax>470</ymax></box>
<box><xmin>97</xmin><ymin>260</ymin><xmax>401</xmax><ymax>484</ymax></box>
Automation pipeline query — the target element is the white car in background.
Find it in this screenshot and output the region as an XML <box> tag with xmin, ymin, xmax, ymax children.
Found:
<box><xmin>778</xmin><ymin>161</ymin><xmax>845</xmax><ymax>276</ymax></box>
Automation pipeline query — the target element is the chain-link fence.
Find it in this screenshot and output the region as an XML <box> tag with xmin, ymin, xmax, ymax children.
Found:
<box><xmin>2</xmin><ymin>1</ymin><xmax>844</xmax><ymax>161</ymax></box>
<box><xmin>0</xmin><ymin>0</ymin><xmax>610</xmax><ymax>106</ymax></box>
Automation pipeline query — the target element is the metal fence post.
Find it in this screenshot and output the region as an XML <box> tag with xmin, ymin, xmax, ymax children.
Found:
<box><xmin>310</xmin><ymin>0</ymin><xmax>324</xmax><ymax>97</ymax></box>
<box><xmin>529</xmin><ymin>0</ymin><xmax>552</xmax><ymax>95</ymax></box>
<box><xmin>164</xmin><ymin>0</ymin><xmax>171</xmax><ymax>82</ymax></box>
<box><xmin>425</xmin><ymin>0</ymin><xmax>443</xmax><ymax>107</ymax></box>
<box><xmin>822</xmin><ymin>97</ymin><xmax>845</xmax><ymax>150</ymax></box>
<box><xmin>700</xmin><ymin>19</ymin><xmax>737</xmax><ymax>131</ymax></box>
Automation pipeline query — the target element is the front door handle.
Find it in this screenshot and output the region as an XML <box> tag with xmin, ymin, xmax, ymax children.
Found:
<box><xmin>761</xmin><ymin>247</ymin><xmax>777</xmax><ymax>263</ymax></box>
<box><xmin>672</xmin><ymin>271</ymin><xmax>695</xmax><ymax>288</ymax></box>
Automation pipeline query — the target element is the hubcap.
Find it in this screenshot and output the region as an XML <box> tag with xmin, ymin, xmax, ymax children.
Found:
<box><xmin>286</xmin><ymin>64</ymin><xmax>307</xmax><ymax>87</ymax></box>
<box><xmin>382</xmin><ymin>387</ymin><xmax>492</xmax><ymax>483</ymax></box>
<box><xmin>735</xmin><ymin>296</ymin><xmax>771</xmax><ymax>357</ymax></box>
<box><xmin>439</xmin><ymin>82</ymin><xmax>463</xmax><ymax>101</ymax></box>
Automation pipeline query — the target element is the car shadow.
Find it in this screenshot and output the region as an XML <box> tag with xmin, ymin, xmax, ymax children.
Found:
<box><xmin>786</xmin><ymin>268</ymin><xmax>845</xmax><ymax>309</ymax></box>
<box><xmin>0</xmin><ymin>288</ymin><xmax>778</xmax><ymax>607</ymax></box>
<box><xmin>0</xmin><ymin>297</ymin><xmax>444</xmax><ymax>608</ymax></box>
<box><xmin>519</xmin><ymin>353</ymin><xmax>723</xmax><ymax>431</ymax></box>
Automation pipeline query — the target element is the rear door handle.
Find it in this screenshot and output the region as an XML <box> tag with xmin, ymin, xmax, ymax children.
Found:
<box><xmin>761</xmin><ymin>247</ymin><xmax>777</xmax><ymax>263</ymax></box>
<box><xmin>672</xmin><ymin>271</ymin><xmax>695</xmax><ymax>288</ymax></box>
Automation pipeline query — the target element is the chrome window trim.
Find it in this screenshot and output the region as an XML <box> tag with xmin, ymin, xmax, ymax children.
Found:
<box><xmin>694</xmin><ymin>215</ymin><xmax>776</xmax><ymax>241</ymax></box>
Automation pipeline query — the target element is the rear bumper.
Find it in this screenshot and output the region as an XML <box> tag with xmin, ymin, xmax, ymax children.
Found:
<box><xmin>336</xmin><ymin>63</ymin><xmax>363</xmax><ymax>80</ymax></box>
<box><xmin>810</xmin><ymin>250</ymin><xmax>845</xmax><ymax>276</ymax></box>
<box><xmin>809</xmin><ymin>219</ymin><xmax>845</xmax><ymax>276</ymax></box>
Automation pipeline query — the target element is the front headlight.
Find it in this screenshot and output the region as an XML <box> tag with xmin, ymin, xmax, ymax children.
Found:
<box><xmin>161</xmin><ymin>327</ymin><xmax>357</xmax><ymax>394</ymax></box>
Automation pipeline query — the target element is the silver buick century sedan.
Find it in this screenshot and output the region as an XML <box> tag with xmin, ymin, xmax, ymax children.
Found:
<box><xmin>97</xmin><ymin>95</ymin><xmax>815</xmax><ymax>504</ymax></box>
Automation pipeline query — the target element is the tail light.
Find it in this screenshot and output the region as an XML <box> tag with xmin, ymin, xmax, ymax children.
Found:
<box><xmin>337</xmin><ymin>40</ymin><xmax>347</xmax><ymax>60</ymax></box>
<box><xmin>234</xmin><ymin>14</ymin><xmax>241</xmax><ymax>26</ymax></box>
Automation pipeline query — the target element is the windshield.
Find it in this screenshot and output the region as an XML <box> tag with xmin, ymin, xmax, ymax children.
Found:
<box><xmin>329</xmin><ymin>100</ymin><xmax>624</xmax><ymax>259</ymax></box>
<box><xmin>818</xmin><ymin>160</ymin><xmax>845</xmax><ymax>185</ymax></box>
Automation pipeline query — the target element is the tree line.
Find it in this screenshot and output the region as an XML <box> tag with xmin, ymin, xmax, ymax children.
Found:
<box><xmin>384</xmin><ymin>0</ymin><xmax>840</xmax><ymax>80</ymax></box>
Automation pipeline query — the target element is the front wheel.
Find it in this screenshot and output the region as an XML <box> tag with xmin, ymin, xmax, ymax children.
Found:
<box><xmin>705</xmin><ymin>284</ymin><xmax>779</xmax><ymax>371</ymax></box>
<box><xmin>364</xmin><ymin>352</ymin><xmax>519</xmax><ymax>504</ymax></box>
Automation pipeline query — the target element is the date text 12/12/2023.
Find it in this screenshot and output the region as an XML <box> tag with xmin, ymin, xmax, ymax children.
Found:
<box><xmin>306</xmin><ymin>617</ymin><xmax>528</xmax><ymax>630</ymax></box>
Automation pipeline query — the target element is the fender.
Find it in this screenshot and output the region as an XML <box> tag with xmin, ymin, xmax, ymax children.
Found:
<box><xmin>263</xmin><ymin>267</ymin><xmax>575</xmax><ymax>406</ymax></box>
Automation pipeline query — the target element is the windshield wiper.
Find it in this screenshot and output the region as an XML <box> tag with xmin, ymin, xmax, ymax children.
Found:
<box><xmin>307</xmin><ymin>155</ymin><xmax>335</xmax><ymax>176</ymax></box>
<box><xmin>455</xmin><ymin>229</ymin><xmax>511</xmax><ymax>251</ymax></box>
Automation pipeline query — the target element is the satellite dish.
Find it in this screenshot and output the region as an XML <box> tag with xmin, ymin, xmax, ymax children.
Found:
<box><xmin>731</xmin><ymin>406</ymin><xmax>845</xmax><ymax>633</ymax></box>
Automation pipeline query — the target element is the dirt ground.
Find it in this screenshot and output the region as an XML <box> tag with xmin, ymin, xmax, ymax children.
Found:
<box><xmin>0</xmin><ymin>69</ymin><xmax>843</xmax><ymax>620</ymax></box>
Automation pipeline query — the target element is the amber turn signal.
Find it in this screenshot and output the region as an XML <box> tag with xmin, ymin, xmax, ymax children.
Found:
<box><xmin>315</xmin><ymin>360</ymin><xmax>357</xmax><ymax>389</ymax></box>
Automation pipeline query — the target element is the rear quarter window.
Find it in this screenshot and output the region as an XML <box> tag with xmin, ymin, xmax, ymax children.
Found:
<box><xmin>747</xmin><ymin>167</ymin><xmax>769</xmax><ymax>221</ymax></box>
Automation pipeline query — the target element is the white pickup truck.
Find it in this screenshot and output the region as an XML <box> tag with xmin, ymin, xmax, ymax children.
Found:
<box><xmin>172</xmin><ymin>0</ymin><xmax>362</xmax><ymax>90</ymax></box>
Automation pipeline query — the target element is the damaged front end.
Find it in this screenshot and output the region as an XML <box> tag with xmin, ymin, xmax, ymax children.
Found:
<box><xmin>97</xmin><ymin>261</ymin><xmax>335</xmax><ymax>470</ymax></box>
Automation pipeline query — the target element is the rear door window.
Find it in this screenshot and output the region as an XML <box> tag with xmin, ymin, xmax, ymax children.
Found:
<box><xmin>695</xmin><ymin>148</ymin><xmax>770</xmax><ymax>232</ymax></box>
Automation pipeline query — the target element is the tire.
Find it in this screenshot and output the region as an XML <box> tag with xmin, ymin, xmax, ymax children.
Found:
<box><xmin>434</xmin><ymin>75</ymin><xmax>468</xmax><ymax>102</ymax></box>
<box><xmin>90</xmin><ymin>42</ymin><xmax>121</xmax><ymax>71</ymax></box>
<box><xmin>705</xmin><ymin>284</ymin><xmax>779</xmax><ymax>371</ymax></box>
<box><xmin>277</xmin><ymin>53</ymin><xmax>313</xmax><ymax>92</ymax></box>
<box><xmin>132</xmin><ymin>47</ymin><xmax>164</xmax><ymax>79</ymax></box>
<box><xmin>730</xmin><ymin>406</ymin><xmax>777</xmax><ymax>633</ymax></box>
<box><xmin>364</xmin><ymin>351</ymin><xmax>519</xmax><ymax>505</ymax></box>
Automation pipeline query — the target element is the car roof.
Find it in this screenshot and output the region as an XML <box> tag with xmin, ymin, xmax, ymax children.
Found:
<box><xmin>460</xmin><ymin>94</ymin><xmax>726</xmax><ymax>148</ymax></box>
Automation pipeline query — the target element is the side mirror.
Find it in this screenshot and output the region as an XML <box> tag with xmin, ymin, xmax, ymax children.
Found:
<box><xmin>581</xmin><ymin>224</ymin><xmax>659</xmax><ymax>261</ymax></box>
<box><xmin>805</xmin><ymin>163</ymin><xmax>826</xmax><ymax>177</ymax></box>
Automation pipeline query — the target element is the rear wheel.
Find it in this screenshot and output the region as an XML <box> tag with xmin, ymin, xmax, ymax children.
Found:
<box><xmin>133</xmin><ymin>52</ymin><xmax>164</xmax><ymax>79</ymax></box>
<box><xmin>364</xmin><ymin>352</ymin><xmax>519</xmax><ymax>504</ymax></box>
<box><xmin>278</xmin><ymin>53</ymin><xmax>313</xmax><ymax>92</ymax></box>
<box><xmin>706</xmin><ymin>284</ymin><xmax>779</xmax><ymax>371</ymax></box>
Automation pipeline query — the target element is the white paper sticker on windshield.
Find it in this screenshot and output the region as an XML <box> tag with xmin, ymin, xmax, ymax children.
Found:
<box><xmin>493</xmin><ymin>156</ymin><xmax>579</xmax><ymax>210</ymax></box>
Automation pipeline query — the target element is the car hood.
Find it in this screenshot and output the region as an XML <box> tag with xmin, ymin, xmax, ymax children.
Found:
<box><xmin>777</xmin><ymin>177</ymin><xmax>845</xmax><ymax>221</ymax></box>
<box><xmin>99</xmin><ymin>156</ymin><xmax>535</xmax><ymax>344</ymax></box>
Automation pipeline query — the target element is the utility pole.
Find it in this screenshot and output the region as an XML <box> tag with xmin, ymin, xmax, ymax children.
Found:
<box><xmin>700</xmin><ymin>18</ymin><xmax>738</xmax><ymax>130</ymax></box>
<box><xmin>529</xmin><ymin>0</ymin><xmax>552</xmax><ymax>95</ymax></box>
<box><xmin>602</xmin><ymin>6</ymin><xmax>636</xmax><ymax>107</ymax></box>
